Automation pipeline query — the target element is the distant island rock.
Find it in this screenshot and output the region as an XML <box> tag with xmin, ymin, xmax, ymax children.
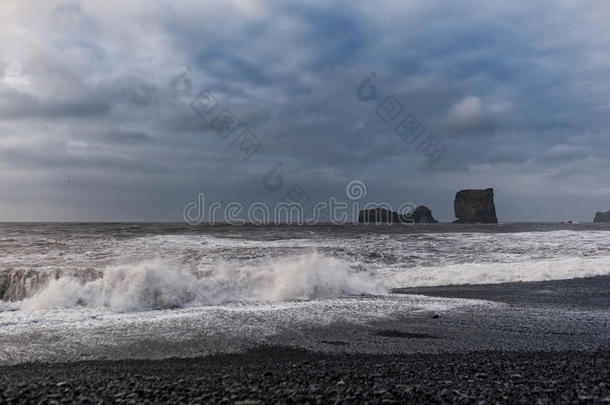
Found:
<box><xmin>409</xmin><ymin>206</ymin><xmax>437</xmax><ymax>223</ymax></box>
<box><xmin>358</xmin><ymin>206</ymin><xmax>438</xmax><ymax>224</ymax></box>
<box><xmin>453</xmin><ymin>188</ymin><xmax>498</xmax><ymax>223</ymax></box>
<box><xmin>593</xmin><ymin>211</ymin><xmax>610</xmax><ymax>222</ymax></box>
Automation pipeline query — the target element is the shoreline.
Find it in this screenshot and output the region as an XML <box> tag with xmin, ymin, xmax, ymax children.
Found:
<box><xmin>393</xmin><ymin>274</ymin><xmax>610</xmax><ymax>308</ymax></box>
<box><xmin>2</xmin><ymin>275</ymin><xmax>610</xmax><ymax>402</ymax></box>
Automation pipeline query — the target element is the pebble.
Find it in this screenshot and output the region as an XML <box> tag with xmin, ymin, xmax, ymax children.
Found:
<box><xmin>0</xmin><ymin>349</ymin><xmax>608</xmax><ymax>403</ymax></box>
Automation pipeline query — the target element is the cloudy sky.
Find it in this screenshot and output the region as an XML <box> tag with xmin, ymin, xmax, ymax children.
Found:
<box><xmin>1</xmin><ymin>0</ymin><xmax>609</xmax><ymax>222</ymax></box>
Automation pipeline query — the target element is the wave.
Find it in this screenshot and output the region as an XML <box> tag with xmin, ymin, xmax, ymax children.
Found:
<box><xmin>20</xmin><ymin>253</ymin><xmax>389</xmax><ymax>312</ymax></box>
<box><xmin>6</xmin><ymin>228</ymin><xmax>610</xmax><ymax>314</ymax></box>
<box><xmin>0</xmin><ymin>268</ymin><xmax>101</xmax><ymax>301</ymax></box>
<box><xmin>9</xmin><ymin>253</ymin><xmax>610</xmax><ymax>312</ymax></box>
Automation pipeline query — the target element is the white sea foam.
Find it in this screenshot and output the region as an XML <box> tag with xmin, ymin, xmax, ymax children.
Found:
<box><xmin>385</xmin><ymin>256</ymin><xmax>610</xmax><ymax>287</ymax></box>
<box><xmin>0</xmin><ymin>301</ymin><xmax>17</xmax><ymax>312</ymax></box>
<box><xmin>0</xmin><ymin>293</ymin><xmax>494</xmax><ymax>365</ymax></box>
<box><xmin>7</xmin><ymin>229</ymin><xmax>610</xmax><ymax>313</ymax></box>
<box><xmin>22</xmin><ymin>251</ymin><xmax>610</xmax><ymax>313</ymax></box>
<box><xmin>21</xmin><ymin>253</ymin><xmax>389</xmax><ymax>312</ymax></box>
<box><xmin>4</xmin><ymin>225</ymin><xmax>610</xmax><ymax>365</ymax></box>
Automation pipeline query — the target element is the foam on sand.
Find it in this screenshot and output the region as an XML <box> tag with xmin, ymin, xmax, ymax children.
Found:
<box><xmin>386</xmin><ymin>256</ymin><xmax>610</xmax><ymax>287</ymax></box>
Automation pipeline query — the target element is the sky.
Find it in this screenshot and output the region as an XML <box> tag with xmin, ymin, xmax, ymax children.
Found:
<box><xmin>1</xmin><ymin>0</ymin><xmax>609</xmax><ymax>222</ymax></box>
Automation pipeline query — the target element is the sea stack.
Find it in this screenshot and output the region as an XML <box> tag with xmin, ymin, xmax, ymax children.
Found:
<box><xmin>453</xmin><ymin>188</ymin><xmax>498</xmax><ymax>223</ymax></box>
<box><xmin>359</xmin><ymin>206</ymin><xmax>438</xmax><ymax>224</ymax></box>
<box><xmin>408</xmin><ymin>206</ymin><xmax>438</xmax><ymax>223</ymax></box>
<box><xmin>593</xmin><ymin>211</ymin><xmax>610</xmax><ymax>222</ymax></box>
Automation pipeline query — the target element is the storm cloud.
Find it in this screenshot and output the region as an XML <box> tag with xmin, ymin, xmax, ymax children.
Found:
<box><xmin>1</xmin><ymin>0</ymin><xmax>609</xmax><ymax>221</ymax></box>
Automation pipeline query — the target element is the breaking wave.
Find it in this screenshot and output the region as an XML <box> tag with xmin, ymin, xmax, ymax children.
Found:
<box><xmin>4</xmin><ymin>228</ymin><xmax>610</xmax><ymax>314</ymax></box>
<box><xmin>20</xmin><ymin>253</ymin><xmax>389</xmax><ymax>312</ymax></box>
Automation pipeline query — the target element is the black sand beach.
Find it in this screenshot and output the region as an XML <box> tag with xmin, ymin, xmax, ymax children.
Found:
<box><xmin>1</xmin><ymin>349</ymin><xmax>609</xmax><ymax>404</ymax></box>
<box><xmin>2</xmin><ymin>275</ymin><xmax>609</xmax><ymax>404</ymax></box>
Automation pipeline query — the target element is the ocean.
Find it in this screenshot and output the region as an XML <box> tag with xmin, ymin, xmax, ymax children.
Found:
<box><xmin>1</xmin><ymin>222</ymin><xmax>609</xmax><ymax>364</ymax></box>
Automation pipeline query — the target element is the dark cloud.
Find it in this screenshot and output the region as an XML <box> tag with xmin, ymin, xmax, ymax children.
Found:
<box><xmin>0</xmin><ymin>0</ymin><xmax>609</xmax><ymax>221</ymax></box>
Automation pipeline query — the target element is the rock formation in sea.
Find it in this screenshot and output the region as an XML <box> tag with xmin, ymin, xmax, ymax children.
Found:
<box><xmin>408</xmin><ymin>206</ymin><xmax>438</xmax><ymax>223</ymax></box>
<box><xmin>358</xmin><ymin>206</ymin><xmax>438</xmax><ymax>224</ymax></box>
<box><xmin>453</xmin><ymin>188</ymin><xmax>498</xmax><ymax>223</ymax></box>
<box><xmin>593</xmin><ymin>211</ymin><xmax>610</xmax><ymax>222</ymax></box>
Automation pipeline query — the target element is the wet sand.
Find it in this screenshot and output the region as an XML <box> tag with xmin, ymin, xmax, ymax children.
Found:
<box><xmin>394</xmin><ymin>274</ymin><xmax>610</xmax><ymax>309</ymax></box>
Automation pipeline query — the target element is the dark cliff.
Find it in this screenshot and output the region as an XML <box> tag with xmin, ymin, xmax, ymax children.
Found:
<box><xmin>453</xmin><ymin>188</ymin><xmax>498</xmax><ymax>223</ymax></box>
